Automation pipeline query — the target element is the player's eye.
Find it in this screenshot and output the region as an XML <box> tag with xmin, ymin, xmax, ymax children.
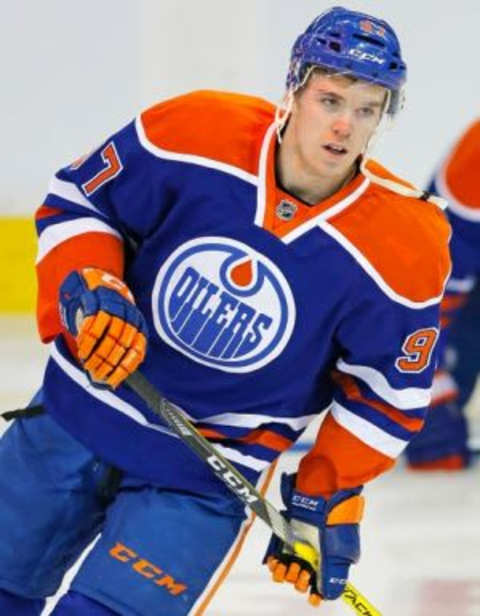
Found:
<box><xmin>321</xmin><ymin>96</ymin><xmax>340</xmax><ymax>108</ymax></box>
<box><xmin>357</xmin><ymin>106</ymin><xmax>376</xmax><ymax>118</ymax></box>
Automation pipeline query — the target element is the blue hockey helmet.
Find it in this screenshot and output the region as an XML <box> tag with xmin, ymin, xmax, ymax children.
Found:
<box><xmin>286</xmin><ymin>7</ymin><xmax>407</xmax><ymax>116</ymax></box>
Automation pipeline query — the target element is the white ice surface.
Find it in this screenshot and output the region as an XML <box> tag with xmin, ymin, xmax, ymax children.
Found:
<box><xmin>0</xmin><ymin>316</ymin><xmax>479</xmax><ymax>616</ymax></box>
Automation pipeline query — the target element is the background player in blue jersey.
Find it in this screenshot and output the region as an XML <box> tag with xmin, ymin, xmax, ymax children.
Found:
<box><xmin>0</xmin><ymin>7</ymin><xmax>451</xmax><ymax>615</ymax></box>
<box><xmin>406</xmin><ymin>120</ymin><xmax>480</xmax><ymax>471</ymax></box>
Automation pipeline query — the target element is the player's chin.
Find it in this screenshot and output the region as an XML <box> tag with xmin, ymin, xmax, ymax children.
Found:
<box><xmin>316</xmin><ymin>156</ymin><xmax>352</xmax><ymax>178</ymax></box>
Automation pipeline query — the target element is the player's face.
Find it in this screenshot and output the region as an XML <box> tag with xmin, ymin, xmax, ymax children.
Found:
<box><xmin>288</xmin><ymin>71</ymin><xmax>386</xmax><ymax>182</ymax></box>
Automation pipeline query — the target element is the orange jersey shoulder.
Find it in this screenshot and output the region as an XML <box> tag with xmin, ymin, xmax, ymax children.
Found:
<box><xmin>442</xmin><ymin>119</ymin><xmax>480</xmax><ymax>209</ymax></box>
<box><xmin>329</xmin><ymin>160</ymin><xmax>451</xmax><ymax>303</ymax></box>
<box><xmin>139</xmin><ymin>90</ymin><xmax>275</xmax><ymax>177</ymax></box>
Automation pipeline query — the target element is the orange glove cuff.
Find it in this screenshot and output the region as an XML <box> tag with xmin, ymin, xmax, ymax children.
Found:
<box><xmin>326</xmin><ymin>494</ymin><xmax>365</xmax><ymax>525</ymax></box>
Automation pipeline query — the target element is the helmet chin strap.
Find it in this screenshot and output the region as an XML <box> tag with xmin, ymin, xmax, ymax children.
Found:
<box><xmin>360</xmin><ymin>88</ymin><xmax>392</xmax><ymax>171</ymax></box>
<box><xmin>275</xmin><ymin>66</ymin><xmax>316</xmax><ymax>143</ymax></box>
<box><xmin>275</xmin><ymin>90</ymin><xmax>293</xmax><ymax>144</ymax></box>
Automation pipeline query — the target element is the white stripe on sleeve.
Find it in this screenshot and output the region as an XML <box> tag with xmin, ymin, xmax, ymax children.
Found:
<box><xmin>36</xmin><ymin>218</ymin><xmax>122</xmax><ymax>264</ymax></box>
<box><xmin>199</xmin><ymin>410</ymin><xmax>319</xmax><ymax>432</ymax></box>
<box><xmin>431</xmin><ymin>371</ymin><xmax>458</xmax><ymax>404</ymax></box>
<box><xmin>331</xmin><ymin>400</ymin><xmax>408</xmax><ymax>458</ymax></box>
<box><xmin>214</xmin><ymin>444</ymin><xmax>270</xmax><ymax>471</ymax></box>
<box><xmin>336</xmin><ymin>359</ymin><xmax>432</xmax><ymax>409</ymax></box>
<box><xmin>445</xmin><ymin>276</ymin><xmax>476</xmax><ymax>293</ymax></box>
<box><xmin>48</xmin><ymin>176</ymin><xmax>103</xmax><ymax>215</ymax></box>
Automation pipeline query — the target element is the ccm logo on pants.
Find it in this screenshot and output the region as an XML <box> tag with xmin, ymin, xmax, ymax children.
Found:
<box><xmin>109</xmin><ymin>542</ymin><xmax>187</xmax><ymax>596</ymax></box>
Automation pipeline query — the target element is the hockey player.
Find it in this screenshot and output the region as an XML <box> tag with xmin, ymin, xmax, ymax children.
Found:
<box><xmin>406</xmin><ymin>120</ymin><xmax>480</xmax><ymax>470</ymax></box>
<box><xmin>0</xmin><ymin>7</ymin><xmax>451</xmax><ymax>615</ymax></box>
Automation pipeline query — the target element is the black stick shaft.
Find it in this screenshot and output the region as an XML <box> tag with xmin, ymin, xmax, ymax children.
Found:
<box><xmin>125</xmin><ymin>371</ymin><xmax>381</xmax><ymax>616</ymax></box>
<box><xmin>126</xmin><ymin>371</ymin><xmax>293</xmax><ymax>545</ymax></box>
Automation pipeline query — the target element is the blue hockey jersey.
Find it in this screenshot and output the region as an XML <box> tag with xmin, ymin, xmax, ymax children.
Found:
<box><xmin>34</xmin><ymin>90</ymin><xmax>451</xmax><ymax>497</ymax></box>
<box><xmin>426</xmin><ymin>118</ymin><xmax>480</xmax><ymax>408</ymax></box>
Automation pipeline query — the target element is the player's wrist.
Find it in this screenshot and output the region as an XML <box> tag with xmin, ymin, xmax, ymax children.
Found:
<box><xmin>284</xmin><ymin>474</ymin><xmax>364</xmax><ymax>526</ymax></box>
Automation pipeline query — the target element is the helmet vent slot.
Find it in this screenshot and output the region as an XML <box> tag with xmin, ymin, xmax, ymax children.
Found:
<box><xmin>328</xmin><ymin>41</ymin><xmax>341</xmax><ymax>52</ymax></box>
<box><xmin>353</xmin><ymin>33</ymin><xmax>384</xmax><ymax>48</ymax></box>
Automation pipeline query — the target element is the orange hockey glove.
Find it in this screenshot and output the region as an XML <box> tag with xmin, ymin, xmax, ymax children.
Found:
<box><xmin>59</xmin><ymin>268</ymin><xmax>148</xmax><ymax>388</ymax></box>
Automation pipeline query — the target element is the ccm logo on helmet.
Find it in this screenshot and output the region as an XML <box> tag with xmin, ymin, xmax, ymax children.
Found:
<box><xmin>152</xmin><ymin>237</ymin><xmax>296</xmax><ymax>373</ymax></box>
<box><xmin>348</xmin><ymin>48</ymin><xmax>385</xmax><ymax>64</ymax></box>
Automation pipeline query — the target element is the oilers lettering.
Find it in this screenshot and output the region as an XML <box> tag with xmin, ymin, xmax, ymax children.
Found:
<box><xmin>152</xmin><ymin>237</ymin><xmax>296</xmax><ymax>373</ymax></box>
<box><xmin>169</xmin><ymin>266</ymin><xmax>272</xmax><ymax>359</ymax></box>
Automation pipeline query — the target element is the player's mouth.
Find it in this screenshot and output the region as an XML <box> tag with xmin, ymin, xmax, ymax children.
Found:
<box><xmin>323</xmin><ymin>143</ymin><xmax>348</xmax><ymax>156</ymax></box>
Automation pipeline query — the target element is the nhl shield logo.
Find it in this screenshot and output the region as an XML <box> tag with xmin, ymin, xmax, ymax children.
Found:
<box><xmin>276</xmin><ymin>200</ymin><xmax>297</xmax><ymax>221</ymax></box>
<box><xmin>152</xmin><ymin>237</ymin><xmax>296</xmax><ymax>372</ymax></box>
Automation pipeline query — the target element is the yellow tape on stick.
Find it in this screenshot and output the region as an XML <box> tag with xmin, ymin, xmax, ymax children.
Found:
<box><xmin>343</xmin><ymin>582</ymin><xmax>382</xmax><ymax>616</ymax></box>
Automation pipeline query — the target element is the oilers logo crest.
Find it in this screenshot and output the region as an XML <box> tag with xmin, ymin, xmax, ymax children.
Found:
<box><xmin>152</xmin><ymin>237</ymin><xmax>296</xmax><ymax>372</ymax></box>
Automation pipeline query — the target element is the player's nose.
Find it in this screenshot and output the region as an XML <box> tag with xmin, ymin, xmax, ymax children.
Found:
<box><xmin>331</xmin><ymin>113</ymin><xmax>352</xmax><ymax>138</ymax></box>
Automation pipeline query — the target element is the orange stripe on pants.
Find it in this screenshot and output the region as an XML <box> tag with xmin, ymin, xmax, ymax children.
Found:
<box><xmin>192</xmin><ymin>460</ymin><xmax>278</xmax><ymax>615</ymax></box>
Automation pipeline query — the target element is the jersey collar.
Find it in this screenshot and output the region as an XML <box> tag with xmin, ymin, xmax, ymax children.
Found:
<box><xmin>254</xmin><ymin>122</ymin><xmax>370</xmax><ymax>243</ymax></box>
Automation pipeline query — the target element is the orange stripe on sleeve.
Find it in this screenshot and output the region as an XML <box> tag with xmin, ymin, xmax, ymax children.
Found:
<box><xmin>35</xmin><ymin>205</ymin><xmax>63</xmax><ymax>220</ymax></box>
<box><xmin>198</xmin><ymin>428</ymin><xmax>227</xmax><ymax>440</ymax></box>
<box><xmin>440</xmin><ymin>315</ymin><xmax>452</xmax><ymax>328</ymax></box>
<box><xmin>240</xmin><ymin>429</ymin><xmax>293</xmax><ymax>452</ymax></box>
<box><xmin>36</xmin><ymin>232</ymin><xmax>124</xmax><ymax>342</ymax></box>
<box><xmin>440</xmin><ymin>293</ymin><xmax>468</xmax><ymax>312</ymax></box>
<box><xmin>296</xmin><ymin>413</ymin><xmax>395</xmax><ymax>498</ymax></box>
<box><xmin>198</xmin><ymin>427</ymin><xmax>293</xmax><ymax>453</ymax></box>
<box><xmin>332</xmin><ymin>371</ymin><xmax>425</xmax><ymax>433</ymax></box>
<box><xmin>409</xmin><ymin>454</ymin><xmax>465</xmax><ymax>471</ymax></box>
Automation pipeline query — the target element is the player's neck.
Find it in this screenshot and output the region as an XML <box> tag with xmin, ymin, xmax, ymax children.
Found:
<box><xmin>276</xmin><ymin>133</ymin><xmax>357</xmax><ymax>205</ymax></box>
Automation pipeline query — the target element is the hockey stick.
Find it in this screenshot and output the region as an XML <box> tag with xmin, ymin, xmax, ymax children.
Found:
<box><xmin>126</xmin><ymin>371</ymin><xmax>381</xmax><ymax>616</ymax></box>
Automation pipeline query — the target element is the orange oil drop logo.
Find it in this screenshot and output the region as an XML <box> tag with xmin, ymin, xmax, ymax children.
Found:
<box><xmin>229</xmin><ymin>259</ymin><xmax>253</xmax><ymax>287</ymax></box>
